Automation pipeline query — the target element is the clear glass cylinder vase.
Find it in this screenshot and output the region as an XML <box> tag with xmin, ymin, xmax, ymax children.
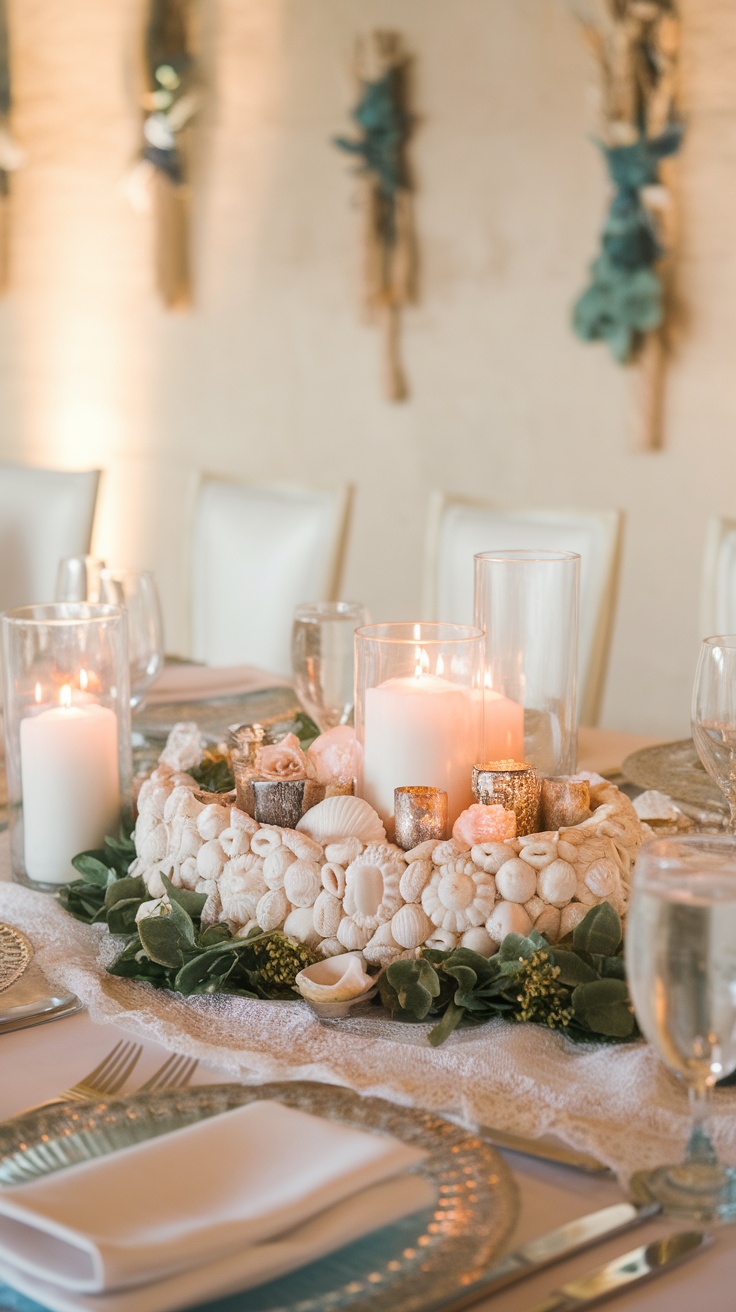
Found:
<box><xmin>2</xmin><ymin>603</ymin><xmax>132</xmax><ymax>889</ymax></box>
<box><xmin>354</xmin><ymin>622</ymin><xmax>483</xmax><ymax>833</ymax></box>
<box><xmin>473</xmin><ymin>550</ymin><xmax>580</xmax><ymax>776</ymax></box>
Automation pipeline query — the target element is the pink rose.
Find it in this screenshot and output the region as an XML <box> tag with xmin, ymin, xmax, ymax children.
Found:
<box><xmin>256</xmin><ymin>733</ymin><xmax>310</xmax><ymax>781</ymax></box>
<box><xmin>307</xmin><ymin>726</ymin><xmax>361</xmax><ymax>787</ymax></box>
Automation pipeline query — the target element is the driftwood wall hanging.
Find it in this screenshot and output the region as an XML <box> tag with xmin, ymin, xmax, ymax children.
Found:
<box><xmin>572</xmin><ymin>1</ymin><xmax>682</xmax><ymax>450</ymax></box>
<box><xmin>128</xmin><ymin>0</ymin><xmax>200</xmax><ymax>309</ymax></box>
<box><xmin>334</xmin><ymin>32</ymin><xmax>416</xmax><ymax>402</ymax></box>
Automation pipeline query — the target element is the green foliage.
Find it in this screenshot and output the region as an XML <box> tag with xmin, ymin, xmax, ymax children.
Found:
<box><xmin>189</xmin><ymin>753</ymin><xmax>235</xmax><ymax>794</ymax></box>
<box><xmin>379</xmin><ymin>903</ymin><xmax>638</xmax><ymax>1046</ymax></box>
<box><xmin>573</xmin><ymin>124</ymin><xmax>684</xmax><ymax>363</ymax></box>
<box><xmin>58</xmin><ymin>833</ymin><xmax>137</xmax><ymax>923</ymax></box>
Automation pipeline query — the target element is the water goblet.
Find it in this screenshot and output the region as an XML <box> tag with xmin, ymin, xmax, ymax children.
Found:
<box><xmin>291</xmin><ymin>602</ymin><xmax>369</xmax><ymax>731</ymax></box>
<box><xmin>692</xmin><ymin>635</ymin><xmax>736</xmax><ymax>830</ymax></box>
<box><xmin>55</xmin><ymin>555</ymin><xmax>107</xmax><ymax>604</ymax></box>
<box><xmin>98</xmin><ymin>569</ymin><xmax>165</xmax><ymax>710</ymax></box>
<box><xmin>626</xmin><ymin>835</ymin><xmax>736</xmax><ymax>1221</ymax></box>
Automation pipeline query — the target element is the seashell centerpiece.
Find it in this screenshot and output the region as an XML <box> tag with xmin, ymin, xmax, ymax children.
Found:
<box><xmin>294</xmin><ymin>952</ymin><xmax>376</xmax><ymax>1018</ymax></box>
<box><xmin>130</xmin><ymin>727</ymin><xmax>645</xmax><ymax>981</ymax></box>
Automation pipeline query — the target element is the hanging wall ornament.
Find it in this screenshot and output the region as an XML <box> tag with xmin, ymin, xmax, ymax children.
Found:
<box><xmin>0</xmin><ymin>0</ymin><xmax>24</xmax><ymax>295</ymax></box>
<box><xmin>129</xmin><ymin>0</ymin><xmax>200</xmax><ymax>309</ymax></box>
<box><xmin>572</xmin><ymin>1</ymin><xmax>682</xmax><ymax>450</ymax></box>
<box><xmin>334</xmin><ymin>31</ymin><xmax>416</xmax><ymax>402</ymax></box>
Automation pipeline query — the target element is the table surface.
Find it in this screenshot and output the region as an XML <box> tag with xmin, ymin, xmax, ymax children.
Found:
<box><xmin>1</xmin><ymin>724</ymin><xmax>733</xmax><ymax>1312</ymax></box>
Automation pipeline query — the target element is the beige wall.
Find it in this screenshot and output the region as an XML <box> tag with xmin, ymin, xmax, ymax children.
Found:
<box><xmin>0</xmin><ymin>0</ymin><xmax>731</xmax><ymax>737</ymax></box>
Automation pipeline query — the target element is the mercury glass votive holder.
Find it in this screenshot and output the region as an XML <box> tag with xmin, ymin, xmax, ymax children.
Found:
<box><xmin>394</xmin><ymin>786</ymin><xmax>449</xmax><ymax>850</ymax></box>
<box><xmin>355</xmin><ymin>622</ymin><xmax>483</xmax><ymax>832</ymax></box>
<box><xmin>1</xmin><ymin>604</ymin><xmax>132</xmax><ymax>890</ymax></box>
<box><xmin>474</xmin><ymin>550</ymin><xmax>580</xmax><ymax>777</ymax></box>
<box><xmin>471</xmin><ymin>760</ymin><xmax>541</xmax><ymax>837</ymax></box>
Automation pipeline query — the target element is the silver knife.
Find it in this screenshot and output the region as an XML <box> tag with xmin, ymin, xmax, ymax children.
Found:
<box><xmin>0</xmin><ymin>992</ymin><xmax>82</xmax><ymax>1034</ymax></box>
<box><xmin>423</xmin><ymin>1202</ymin><xmax>661</xmax><ymax>1312</ymax></box>
<box><xmin>435</xmin><ymin>1228</ymin><xmax>709</xmax><ymax>1312</ymax></box>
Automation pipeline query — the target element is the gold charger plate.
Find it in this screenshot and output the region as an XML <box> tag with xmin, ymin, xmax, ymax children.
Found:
<box><xmin>0</xmin><ymin>1081</ymin><xmax>518</xmax><ymax>1312</ymax></box>
<box><xmin>621</xmin><ymin>738</ymin><xmax>727</xmax><ymax>814</ymax></box>
<box><xmin>0</xmin><ymin>924</ymin><xmax>33</xmax><ymax>994</ymax></box>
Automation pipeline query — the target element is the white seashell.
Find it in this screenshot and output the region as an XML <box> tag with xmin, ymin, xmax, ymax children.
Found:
<box><xmin>313</xmin><ymin>890</ymin><xmax>343</xmax><ymax>938</ymax></box>
<box><xmin>174</xmin><ymin>857</ymin><xmax>200</xmax><ymax>890</ymax></box>
<box><xmin>198</xmin><ymin>881</ymin><xmax>222</xmax><ymax>926</ymax></box>
<box><xmin>321</xmin><ymin>862</ymin><xmax>346</xmax><ymax>898</ymax></box>
<box><xmin>219</xmin><ymin>825</ymin><xmax>251</xmax><ymax>859</ymax></box>
<box><xmin>229</xmin><ymin>806</ymin><xmax>259</xmax><ymax>835</ymax></box>
<box><xmin>296</xmin><ymin>795</ymin><xmax>386</xmax><ymax>845</ymax></box>
<box><xmin>319</xmin><ymin>937</ymin><xmax>344</xmax><ymax>958</ymax></box>
<box><xmin>196</xmin><ymin>804</ymin><xmax>230</xmax><ymax>842</ymax></box>
<box><xmin>461</xmin><ymin>926</ymin><xmax>496</xmax><ymax>955</ymax></box>
<box><xmin>256</xmin><ymin>887</ymin><xmax>290</xmax><ymax>932</ymax></box>
<box><xmin>137</xmin><ymin>824</ymin><xmax>169</xmax><ymax>865</ymax></box>
<box><xmin>283</xmin><ymin>906</ymin><xmax>321</xmax><ymax>948</ymax></box>
<box><xmin>234</xmin><ymin>919</ymin><xmax>259</xmax><ymax>939</ymax></box>
<box><xmin>556</xmin><ymin>841</ymin><xmax>578</xmax><ymax>864</ymax></box>
<box><xmin>325</xmin><ymin>837</ymin><xmax>363</xmax><ymax>866</ymax></box>
<box><xmin>196</xmin><ymin>840</ymin><xmax>227</xmax><ymax>882</ymax></box>
<box><xmin>425</xmin><ymin>927</ymin><xmax>458</xmax><ymax>951</ymax></box>
<box><xmin>431</xmin><ymin>839</ymin><xmax>467</xmax><ymax>866</ymax></box>
<box><xmin>518</xmin><ymin>840</ymin><xmax>558</xmax><ymax>871</ymax></box>
<box><xmin>524</xmin><ymin>895</ymin><xmax>545</xmax><ymax>922</ymax></box>
<box><xmin>168</xmin><ymin>817</ymin><xmax>202</xmax><ymax>863</ymax></box>
<box><xmin>363</xmin><ymin>921</ymin><xmax>408</xmax><ymax>967</ymax></box>
<box><xmin>343</xmin><ymin>844</ymin><xmax>405</xmax><ymax>931</ymax></box>
<box><xmin>263</xmin><ymin>846</ymin><xmax>296</xmax><ymax>889</ymax></box>
<box><xmin>281</xmin><ymin>830</ymin><xmax>324</xmax><ymax>862</ymax></box>
<box><xmin>585</xmin><ymin>859</ymin><xmax>621</xmax><ymax>898</ymax></box>
<box><xmin>517</xmin><ymin>830</ymin><xmax>557</xmax><ymax>845</ymax></box>
<box><xmin>422</xmin><ymin>859</ymin><xmax>495</xmax><ymax>933</ymax></box>
<box><xmin>399</xmin><ymin>859</ymin><xmax>433</xmax><ymax>903</ymax></box>
<box><xmin>495</xmin><ymin>858</ymin><xmax>536</xmax><ymax>904</ymax></box>
<box><xmin>534</xmin><ymin>905</ymin><xmax>561</xmax><ymax>941</ymax></box>
<box><xmin>137</xmin><ymin>771</ymin><xmax>173</xmax><ymax>819</ymax></box>
<box><xmin>470</xmin><ymin>842</ymin><xmax>516</xmax><ymax>874</ymax></box>
<box><xmin>144</xmin><ymin>865</ymin><xmax>167</xmax><ymax>898</ymax></box>
<box><xmin>250</xmin><ymin>826</ymin><xmax>282</xmax><ymax>857</ymax></box>
<box><xmin>560</xmin><ymin>903</ymin><xmax>588</xmax><ymax>936</ymax></box>
<box><xmin>575</xmin><ymin>877</ymin><xmax>598</xmax><ymax>905</ymax></box>
<box><xmin>295</xmin><ymin>952</ymin><xmax>374</xmax><ymax>1003</ymax></box>
<box><xmin>163</xmin><ymin>785</ymin><xmax>204</xmax><ymax>824</ymax></box>
<box><xmin>337</xmin><ymin>916</ymin><xmax>373</xmax><ymax>951</ymax></box>
<box><xmin>219</xmin><ymin>858</ymin><xmax>267</xmax><ymax>925</ymax></box>
<box><xmin>537</xmin><ymin>859</ymin><xmax>577</xmax><ymax>907</ymax></box>
<box><xmin>390</xmin><ymin>903</ymin><xmax>433</xmax><ymax>949</ymax></box>
<box><xmin>283</xmin><ymin>859</ymin><xmax>322</xmax><ymax>908</ymax></box>
<box><xmin>404</xmin><ymin>839</ymin><xmax>440</xmax><ymax>863</ymax></box>
<box><xmin>486</xmin><ymin>901</ymin><xmax>532</xmax><ymax>942</ymax></box>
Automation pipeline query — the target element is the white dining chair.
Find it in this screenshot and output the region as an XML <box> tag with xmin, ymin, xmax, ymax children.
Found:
<box><xmin>423</xmin><ymin>495</ymin><xmax>623</xmax><ymax>726</ymax></box>
<box><xmin>699</xmin><ymin>515</ymin><xmax>736</xmax><ymax>636</ymax></box>
<box><xmin>191</xmin><ymin>477</ymin><xmax>352</xmax><ymax>675</ymax></box>
<box><xmin>0</xmin><ymin>464</ymin><xmax>100</xmax><ymax>613</ymax></box>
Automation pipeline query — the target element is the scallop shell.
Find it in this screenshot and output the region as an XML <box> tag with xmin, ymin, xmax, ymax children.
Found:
<box><xmin>313</xmin><ymin>890</ymin><xmax>343</xmax><ymax>938</ymax></box>
<box><xmin>263</xmin><ymin>846</ymin><xmax>296</xmax><ymax>889</ymax></box>
<box><xmin>296</xmin><ymin>795</ymin><xmax>386</xmax><ymax>845</ymax></box>
<box><xmin>399</xmin><ymin>858</ymin><xmax>433</xmax><ymax>904</ymax></box>
<box><xmin>390</xmin><ymin>903</ymin><xmax>433</xmax><ymax>950</ymax></box>
<box><xmin>283</xmin><ymin>859</ymin><xmax>322</xmax><ymax>908</ymax></box>
<box><xmin>295</xmin><ymin>952</ymin><xmax>374</xmax><ymax>1004</ymax></box>
<box><xmin>256</xmin><ymin>887</ymin><xmax>290</xmax><ymax>932</ymax></box>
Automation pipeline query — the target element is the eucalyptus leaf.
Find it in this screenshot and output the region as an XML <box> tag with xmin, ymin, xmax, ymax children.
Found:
<box><xmin>571</xmin><ymin>902</ymin><xmax>622</xmax><ymax>957</ymax></box>
<box><xmin>107</xmin><ymin>898</ymin><xmax>145</xmax><ymax>936</ymax></box>
<box><xmin>71</xmin><ymin>852</ymin><xmax>114</xmax><ymax>887</ymax></box>
<box><xmin>572</xmin><ymin>979</ymin><xmax>636</xmax><ymax>1039</ymax></box>
<box><xmin>160</xmin><ymin>875</ymin><xmax>207</xmax><ymax>922</ymax></box>
<box><xmin>137</xmin><ymin>913</ymin><xmax>197</xmax><ymax>969</ymax></box>
<box><xmin>550</xmin><ymin>948</ymin><xmax>598</xmax><ymax>987</ymax></box>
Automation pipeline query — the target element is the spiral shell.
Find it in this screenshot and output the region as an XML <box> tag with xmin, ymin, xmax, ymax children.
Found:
<box><xmin>296</xmin><ymin>795</ymin><xmax>386</xmax><ymax>845</ymax></box>
<box><xmin>324</xmin><ymin>837</ymin><xmax>363</xmax><ymax>867</ymax></box>
<box><xmin>470</xmin><ymin>842</ymin><xmax>516</xmax><ymax>874</ymax></box>
<box><xmin>336</xmin><ymin>916</ymin><xmax>373</xmax><ymax>951</ymax></box>
<box><xmin>495</xmin><ymin>858</ymin><xmax>535</xmax><ymax>904</ymax></box>
<box><xmin>343</xmin><ymin>844</ymin><xmax>405</xmax><ymax>931</ymax></box>
<box><xmin>284</xmin><ymin>859</ymin><xmax>322</xmax><ymax>908</ymax></box>
<box><xmin>399</xmin><ymin>859</ymin><xmax>433</xmax><ymax>903</ymax></box>
<box><xmin>250</xmin><ymin>826</ymin><xmax>282</xmax><ymax>857</ymax></box>
<box><xmin>263</xmin><ymin>846</ymin><xmax>296</xmax><ymax>890</ymax></box>
<box><xmin>256</xmin><ymin>887</ymin><xmax>290</xmax><ymax>932</ymax></box>
<box><xmin>313</xmin><ymin>890</ymin><xmax>343</xmax><ymax>938</ymax></box>
<box><xmin>390</xmin><ymin>903</ymin><xmax>433</xmax><ymax>950</ymax></box>
<box><xmin>295</xmin><ymin>952</ymin><xmax>374</xmax><ymax>1004</ymax></box>
<box><xmin>321</xmin><ymin>862</ymin><xmax>346</xmax><ymax>898</ymax></box>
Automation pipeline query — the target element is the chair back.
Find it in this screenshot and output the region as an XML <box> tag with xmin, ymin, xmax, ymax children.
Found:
<box><xmin>0</xmin><ymin>465</ymin><xmax>100</xmax><ymax>612</ymax></box>
<box><xmin>191</xmin><ymin>478</ymin><xmax>351</xmax><ymax>674</ymax></box>
<box><xmin>700</xmin><ymin>516</ymin><xmax>736</xmax><ymax>636</ymax></box>
<box><xmin>423</xmin><ymin>495</ymin><xmax>623</xmax><ymax>726</ymax></box>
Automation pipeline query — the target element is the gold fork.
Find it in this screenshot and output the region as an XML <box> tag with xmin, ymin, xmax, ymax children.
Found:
<box><xmin>135</xmin><ymin>1052</ymin><xmax>199</xmax><ymax>1094</ymax></box>
<box><xmin>17</xmin><ymin>1040</ymin><xmax>143</xmax><ymax>1116</ymax></box>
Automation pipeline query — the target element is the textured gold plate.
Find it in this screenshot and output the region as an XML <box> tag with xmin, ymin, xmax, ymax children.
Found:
<box><xmin>0</xmin><ymin>923</ymin><xmax>32</xmax><ymax>993</ymax></box>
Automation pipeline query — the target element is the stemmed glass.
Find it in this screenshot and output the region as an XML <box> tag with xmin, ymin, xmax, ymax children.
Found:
<box><xmin>57</xmin><ymin>562</ymin><xmax>164</xmax><ymax>710</ymax></box>
<box><xmin>626</xmin><ymin>835</ymin><xmax>736</xmax><ymax>1221</ymax></box>
<box><xmin>692</xmin><ymin>635</ymin><xmax>736</xmax><ymax>830</ymax></box>
<box><xmin>291</xmin><ymin>602</ymin><xmax>369</xmax><ymax>730</ymax></box>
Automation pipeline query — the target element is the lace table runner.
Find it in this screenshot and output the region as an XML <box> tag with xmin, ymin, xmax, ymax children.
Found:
<box><xmin>2</xmin><ymin>868</ymin><xmax>734</xmax><ymax>1188</ymax></box>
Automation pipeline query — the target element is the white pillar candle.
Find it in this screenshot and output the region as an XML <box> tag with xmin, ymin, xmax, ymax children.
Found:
<box><xmin>483</xmin><ymin>689</ymin><xmax>524</xmax><ymax>762</ymax></box>
<box><xmin>20</xmin><ymin>699</ymin><xmax>120</xmax><ymax>885</ymax></box>
<box><xmin>362</xmin><ymin>673</ymin><xmax>479</xmax><ymax>828</ymax></box>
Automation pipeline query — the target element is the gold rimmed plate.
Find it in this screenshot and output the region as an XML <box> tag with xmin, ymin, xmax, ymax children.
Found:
<box><xmin>0</xmin><ymin>924</ymin><xmax>33</xmax><ymax>994</ymax></box>
<box><xmin>0</xmin><ymin>1081</ymin><xmax>518</xmax><ymax>1312</ymax></box>
<box><xmin>622</xmin><ymin>739</ymin><xmax>727</xmax><ymax>814</ymax></box>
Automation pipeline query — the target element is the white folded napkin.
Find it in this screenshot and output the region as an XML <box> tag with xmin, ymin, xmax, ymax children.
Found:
<box><xmin>0</xmin><ymin>1100</ymin><xmax>432</xmax><ymax>1312</ymax></box>
<box><xmin>146</xmin><ymin>664</ymin><xmax>290</xmax><ymax>705</ymax></box>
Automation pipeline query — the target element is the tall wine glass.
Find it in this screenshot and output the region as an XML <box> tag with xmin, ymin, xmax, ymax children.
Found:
<box><xmin>291</xmin><ymin>602</ymin><xmax>369</xmax><ymax>730</ymax></box>
<box><xmin>55</xmin><ymin>555</ymin><xmax>107</xmax><ymax>604</ymax></box>
<box><xmin>692</xmin><ymin>635</ymin><xmax>736</xmax><ymax>829</ymax></box>
<box><xmin>626</xmin><ymin>835</ymin><xmax>736</xmax><ymax>1221</ymax></box>
<box><xmin>99</xmin><ymin>569</ymin><xmax>165</xmax><ymax>710</ymax></box>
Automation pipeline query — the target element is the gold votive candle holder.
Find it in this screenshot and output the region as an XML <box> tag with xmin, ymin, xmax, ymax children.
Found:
<box><xmin>394</xmin><ymin>786</ymin><xmax>448</xmax><ymax>850</ymax></box>
<box><xmin>471</xmin><ymin>760</ymin><xmax>541</xmax><ymax>837</ymax></box>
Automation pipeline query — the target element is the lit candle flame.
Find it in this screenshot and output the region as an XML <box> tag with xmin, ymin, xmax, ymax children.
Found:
<box><xmin>414</xmin><ymin>647</ymin><xmax>430</xmax><ymax>679</ymax></box>
<box><xmin>436</xmin><ymin>654</ymin><xmax>444</xmax><ymax>677</ymax></box>
<box><xmin>79</xmin><ymin>668</ymin><xmax>88</xmax><ymax>691</ymax></box>
<box><xmin>413</xmin><ymin>623</ymin><xmax>421</xmax><ymax>642</ymax></box>
<box><xmin>59</xmin><ymin>684</ymin><xmax>72</xmax><ymax>709</ymax></box>
<box><xmin>34</xmin><ymin>682</ymin><xmax>42</xmax><ymax>704</ymax></box>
